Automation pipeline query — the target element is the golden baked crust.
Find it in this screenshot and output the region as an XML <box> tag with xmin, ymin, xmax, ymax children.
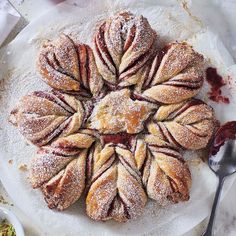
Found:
<box><xmin>30</xmin><ymin>133</ymin><xmax>95</xmax><ymax>210</ymax></box>
<box><xmin>37</xmin><ymin>34</ymin><xmax>103</xmax><ymax>96</ymax></box>
<box><xmin>9</xmin><ymin>11</ymin><xmax>217</xmax><ymax>222</ymax></box>
<box><xmin>147</xmin><ymin>99</ymin><xmax>215</xmax><ymax>150</ymax></box>
<box><xmin>86</xmin><ymin>144</ymin><xmax>147</xmax><ymax>222</ymax></box>
<box><xmin>94</xmin><ymin>11</ymin><xmax>157</xmax><ymax>87</ymax></box>
<box><xmin>142</xmin><ymin>42</ymin><xmax>204</xmax><ymax>104</ymax></box>
<box><xmin>9</xmin><ymin>90</ymin><xmax>85</xmax><ymax>146</ymax></box>
<box><xmin>88</xmin><ymin>89</ymin><xmax>157</xmax><ymax>134</ymax></box>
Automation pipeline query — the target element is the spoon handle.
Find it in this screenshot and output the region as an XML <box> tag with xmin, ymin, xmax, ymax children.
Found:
<box><xmin>202</xmin><ymin>176</ymin><xmax>225</xmax><ymax>236</ymax></box>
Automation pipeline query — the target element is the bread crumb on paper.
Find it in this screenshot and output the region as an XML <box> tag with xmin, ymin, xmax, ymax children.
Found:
<box><xmin>18</xmin><ymin>164</ymin><xmax>28</xmax><ymax>172</ymax></box>
<box><xmin>8</xmin><ymin>159</ymin><xmax>13</xmax><ymax>165</ymax></box>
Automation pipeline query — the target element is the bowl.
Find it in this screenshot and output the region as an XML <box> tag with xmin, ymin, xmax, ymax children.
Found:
<box><xmin>0</xmin><ymin>206</ymin><xmax>25</xmax><ymax>236</ymax></box>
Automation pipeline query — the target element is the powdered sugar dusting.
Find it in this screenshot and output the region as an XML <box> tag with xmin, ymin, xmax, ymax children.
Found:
<box><xmin>0</xmin><ymin>1</ymin><xmax>235</xmax><ymax>236</ymax></box>
<box><xmin>89</xmin><ymin>89</ymin><xmax>155</xmax><ymax>134</ymax></box>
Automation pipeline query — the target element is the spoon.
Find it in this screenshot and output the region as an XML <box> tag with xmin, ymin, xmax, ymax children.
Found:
<box><xmin>203</xmin><ymin>139</ymin><xmax>236</xmax><ymax>236</ymax></box>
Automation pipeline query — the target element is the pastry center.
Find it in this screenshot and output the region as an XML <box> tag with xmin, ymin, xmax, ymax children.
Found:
<box><xmin>88</xmin><ymin>89</ymin><xmax>154</xmax><ymax>134</ymax></box>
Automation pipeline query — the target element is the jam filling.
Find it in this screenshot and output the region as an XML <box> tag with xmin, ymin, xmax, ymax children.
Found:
<box><xmin>119</xmin><ymin>49</ymin><xmax>152</xmax><ymax>78</ymax></box>
<box><xmin>77</xmin><ymin>44</ymin><xmax>90</xmax><ymax>89</ymax></box>
<box><xmin>33</xmin><ymin>91</ymin><xmax>76</xmax><ymax>114</ymax></box>
<box><xmin>34</xmin><ymin>116</ymin><xmax>72</xmax><ymax>146</ymax></box>
<box><xmin>168</xmin><ymin>99</ymin><xmax>204</xmax><ymax>119</ymax></box>
<box><xmin>102</xmin><ymin>133</ymin><xmax>134</xmax><ymax>147</ymax></box>
<box><xmin>164</xmin><ymin>78</ymin><xmax>203</xmax><ymax>89</ymax></box>
<box><xmin>145</xmin><ymin>44</ymin><xmax>171</xmax><ymax>88</ymax></box>
<box><xmin>52</xmin><ymin>90</ymin><xmax>78</xmax><ymax>112</ymax></box>
<box><xmin>211</xmin><ymin>121</ymin><xmax>236</xmax><ymax>156</ymax></box>
<box><xmin>123</xmin><ymin>24</ymin><xmax>136</xmax><ymax>53</ymax></box>
<box><xmin>95</xmin><ymin>22</ymin><xmax>118</xmax><ymax>77</ymax></box>
<box><xmin>206</xmin><ymin>67</ymin><xmax>229</xmax><ymax>104</ymax></box>
<box><xmin>157</xmin><ymin>44</ymin><xmax>171</xmax><ymax>68</ymax></box>
<box><xmin>131</xmin><ymin>92</ymin><xmax>158</xmax><ymax>105</ymax></box>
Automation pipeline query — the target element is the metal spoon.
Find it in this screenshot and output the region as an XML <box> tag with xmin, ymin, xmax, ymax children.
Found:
<box><xmin>203</xmin><ymin>139</ymin><xmax>236</xmax><ymax>236</ymax></box>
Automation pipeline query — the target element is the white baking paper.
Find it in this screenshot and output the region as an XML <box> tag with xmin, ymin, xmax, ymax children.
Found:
<box><xmin>0</xmin><ymin>1</ymin><xmax>236</xmax><ymax>235</ymax></box>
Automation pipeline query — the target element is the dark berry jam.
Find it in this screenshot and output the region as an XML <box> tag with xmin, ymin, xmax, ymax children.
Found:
<box><xmin>211</xmin><ymin>121</ymin><xmax>236</xmax><ymax>155</ymax></box>
<box><xmin>102</xmin><ymin>133</ymin><xmax>134</xmax><ymax>146</ymax></box>
<box><xmin>206</xmin><ymin>67</ymin><xmax>229</xmax><ymax>104</ymax></box>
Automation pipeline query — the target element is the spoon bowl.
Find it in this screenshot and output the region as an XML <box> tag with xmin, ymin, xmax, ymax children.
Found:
<box><xmin>203</xmin><ymin>139</ymin><xmax>236</xmax><ymax>236</ymax></box>
<box><xmin>209</xmin><ymin>139</ymin><xmax>236</xmax><ymax>176</ymax></box>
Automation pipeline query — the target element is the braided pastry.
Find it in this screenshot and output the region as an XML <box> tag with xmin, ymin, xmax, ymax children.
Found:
<box><xmin>86</xmin><ymin>143</ymin><xmax>147</xmax><ymax>222</ymax></box>
<box><xmin>147</xmin><ymin>99</ymin><xmax>215</xmax><ymax>149</ymax></box>
<box><xmin>9</xmin><ymin>11</ymin><xmax>218</xmax><ymax>223</ymax></box>
<box><xmin>30</xmin><ymin>131</ymin><xmax>95</xmax><ymax>210</ymax></box>
<box><xmin>94</xmin><ymin>11</ymin><xmax>157</xmax><ymax>88</ymax></box>
<box><xmin>37</xmin><ymin>34</ymin><xmax>103</xmax><ymax>96</ymax></box>
<box><xmin>9</xmin><ymin>90</ymin><xmax>85</xmax><ymax>146</ymax></box>
<box><xmin>134</xmin><ymin>138</ymin><xmax>191</xmax><ymax>204</ymax></box>
<box><xmin>142</xmin><ymin>43</ymin><xmax>204</xmax><ymax>104</ymax></box>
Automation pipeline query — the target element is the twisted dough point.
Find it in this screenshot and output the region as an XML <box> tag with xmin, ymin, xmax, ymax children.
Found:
<box><xmin>147</xmin><ymin>99</ymin><xmax>215</xmax><ymax>150</ymax></box>
<box><xmin>37</xmin><ymin>34</ymin><xmax>103</xmax><ymax>96</ymax></box>
<box><xmin>94</xmin><ymin>11</ymin><xmax>157</xmax><ymax>87</ymax></box>
<box><xmin>133</xmin><ymin>138</ymin><xmax>191</xmax><ymax>204</ymax></box>
<box><xmin>9</xmin><ymin>90</ymin><xmax>85</xmax><ymax>146</ymax></box>
<box><xmin>143</xmin><ymin>42</ymin><xmax>204</xmax><ymax>104</ymax></box>
<box><xmin>29</xmin><ymin>131</ymin><xmax>95</xmax><ymax>210</ymax></box>
<box><xmin>86</xmin><ymin>143</ymin><xmax>147</xmax><ymax>222</ymax></box>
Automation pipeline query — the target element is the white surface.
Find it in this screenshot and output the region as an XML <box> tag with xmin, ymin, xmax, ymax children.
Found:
<box><xmin>0</xmin><ymin>0</ymin><xmax>20</xmax><ymax>46</ymax></box>
<box><xmin>0</xmin><ymin>206</ymin><xmax>25</xmax><ymax>236</ymax></box>
<box><xmin>1</xmin><ymin>0</ymin><xmax>236</xmax><ymax>235</ymax></box>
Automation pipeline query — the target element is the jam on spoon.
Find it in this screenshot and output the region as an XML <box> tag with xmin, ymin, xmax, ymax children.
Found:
<box><xmin>203</xmin><ymin>121</ymin><xmax>236</xmax><ymax>236</ymax></box>
<box><xmin>211</xmin><ymin>121</ymin><xmax>236</xmax><ymax>155</ymax></box>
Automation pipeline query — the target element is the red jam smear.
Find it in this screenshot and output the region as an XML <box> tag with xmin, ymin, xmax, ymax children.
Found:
<box><xmin>211</xmin><ymin>121</ymin><xmax>236</xmax><ymax>155</ymax></box>
<box><xmin>157</xmin><ymin>44</ymin><xmax>171</xmax><ymax>66</ymax></box>
<box><xmin>206</xmin><ymin>67</ymin><xmax>229</xmax><ymax>104</ymax></box>
<box><xmin>102</xmin><ymin>133</ymin><xmax>134</xmax><ymax>146</ymax></box>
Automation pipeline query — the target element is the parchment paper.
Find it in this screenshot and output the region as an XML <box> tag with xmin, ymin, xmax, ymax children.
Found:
<box><xmin>0</xmin><ymin>1</ymin><xmax>236</xmax><ymax>235</ymax></box>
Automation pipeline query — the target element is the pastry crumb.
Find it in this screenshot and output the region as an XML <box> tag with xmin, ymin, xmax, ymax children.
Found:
<box><xmin>8</xmin><ymin>159</ymin><xmax>13</xmax><ymax>165</ymax></box>
<box><xmin>18</xmin><ymin>164</ymin><xmax>28</xmax><ymax>172</ymax></box>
